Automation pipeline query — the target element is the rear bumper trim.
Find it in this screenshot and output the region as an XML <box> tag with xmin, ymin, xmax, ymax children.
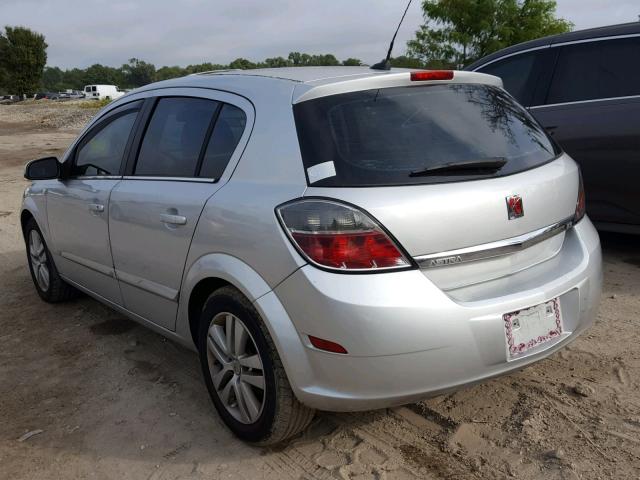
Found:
<box><xmin>414</xmin><ymin>216</ymin><xmax>576</xmax><ymax>268</ymax></box>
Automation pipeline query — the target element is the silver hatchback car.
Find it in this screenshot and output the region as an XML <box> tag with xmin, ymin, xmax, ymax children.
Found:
<box><xmin>22</xmin><ymin>67</ymin><xmax>602</xmax><ymax>444</ymax></box>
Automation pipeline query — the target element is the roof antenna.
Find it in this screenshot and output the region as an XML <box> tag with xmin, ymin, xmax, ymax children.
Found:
<box><xmin>371</xmin><ymin>0</ymin><xmax>413</xmax><ymax>71</ymax></box>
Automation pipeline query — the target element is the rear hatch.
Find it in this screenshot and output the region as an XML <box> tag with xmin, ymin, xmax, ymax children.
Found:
<box><xmin>293</xmin><ymin>72</ymin><xmax>580</xmax><ymax>291</ymax></box>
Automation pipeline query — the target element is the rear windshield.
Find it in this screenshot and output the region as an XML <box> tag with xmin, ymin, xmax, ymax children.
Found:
<box><xmin>293</xmin><ymin>84</ymin><xmax>559</xmax><ymax>187</ymax></box>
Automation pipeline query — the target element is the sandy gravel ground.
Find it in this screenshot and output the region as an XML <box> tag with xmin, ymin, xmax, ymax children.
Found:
<box><xmin>0</xmin><ymin>103</ymin><xmax>639</xmax><ymax>479</ymax></box>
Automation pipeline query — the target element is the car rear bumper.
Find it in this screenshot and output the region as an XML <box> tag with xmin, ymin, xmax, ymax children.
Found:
<box><xmin>259</xmin><ymin>218</ymin><xmax>602</xmax><ymax>412</ymax></box>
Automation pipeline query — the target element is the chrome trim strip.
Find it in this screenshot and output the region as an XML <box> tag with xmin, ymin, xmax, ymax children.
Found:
<box><xmin>553</xmin><ymin>32</ymin><xmax>640</xmax><ymax>47</ymax></box>
<box><xmin>470</xmin><ymin>45</ymin><xmax>550</xmax><ymax>69</ymax></box>
<box><xmin>529</xmin><ymin>94</ymin><xmax>640</xmax><ymax>110</ymax></box>
<box><xmin>115</xmin><ymin>269</ymin><xmax>179</xmax><ymax>301</ymax></box>
<box><xmin>414</xmin><ymin>216</ymin><xmax>575</xmax><ymax>269</ymax></box>
<box><xmin>60</xmin><ymin>251</ymin><xmax>115</xmax><ymax>277</ymax></box>
<box><xmin>71</xmin><ymin>175</ymin><xmax>122</xmax><ymax>180</ymax></box>
<box><xmin>121</xmin><ymin>176</ymin><xmax>216</xmax><ymax>183</ymax></box>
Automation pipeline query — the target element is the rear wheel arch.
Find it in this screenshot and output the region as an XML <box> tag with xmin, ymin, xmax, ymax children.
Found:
<box><xmin>179</xmin><ymin>255</ymin><xmax>312</xmax><ymax>409</ymax></box>
<box><xmin>180</xmin><ymin>253</ymin><xmax>275</xmax><ymax>346</ymax></box>
<box><xmin>188</xmin><ymin>277</ymin><xmax>232</xmax><ymax>346</ymax></box>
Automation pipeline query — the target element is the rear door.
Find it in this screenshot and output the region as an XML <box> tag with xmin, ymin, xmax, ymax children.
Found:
<box><xmin>46</xmin><ymin>100</ymin><xmax>142</xmax><ymax>303</ymax></box>
<box><xmin>530</xmin><ymin>36</ymin><xmax>640</xmax><ymax>227</ymax></box>
<box><xmin>108</xmin><ymin>91</ymin><xmax>248</xmax><ymax>330</ymax></box>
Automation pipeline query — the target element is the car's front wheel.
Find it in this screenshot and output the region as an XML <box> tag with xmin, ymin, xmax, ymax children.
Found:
<box><xmin>24</xmin><ymin>218</ymin><xmax>78</xmax><ymax>302</ymax></box>
<box><xmin>198</xmin><ymin>286</ymin><xmax>315</xmax><ymax>445</ymax></box>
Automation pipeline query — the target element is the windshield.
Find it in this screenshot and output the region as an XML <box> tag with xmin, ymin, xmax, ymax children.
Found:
<box><xmin>293</xmin><ymin>84</ymin><xmax>560</xmax><ymax>187</ymax></box>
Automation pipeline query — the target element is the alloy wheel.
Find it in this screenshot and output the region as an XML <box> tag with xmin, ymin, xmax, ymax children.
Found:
<box><xmin>29</xmin><ymin>230</ymin><xmax>50</xmax><ymax>292</ymax></box>
<box><xmin>206</xmin><ymin>312</ymin><xmax>266</xmax><ymax>424</ymax></box>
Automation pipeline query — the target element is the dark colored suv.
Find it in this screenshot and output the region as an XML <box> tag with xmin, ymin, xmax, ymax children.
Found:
<box><xmin>467</xmin><ymin>22</ymin><xmax>640</xmax><ymax>234</ymax></box>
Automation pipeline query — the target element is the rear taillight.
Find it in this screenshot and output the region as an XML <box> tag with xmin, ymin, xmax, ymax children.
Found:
<box><xmin>575</xmin><ymin>170</ymin><xmax>586</xmax><ymax>222</ymax></box>
<box><xmin>276</xmin><ymin>199</ymin><xmax>411</xmax><ymax>272</ymax></box>
<box><xmin>410</xmin><ymin>70</ymin><xmax>454</xmax><ymax>81</ymax></box>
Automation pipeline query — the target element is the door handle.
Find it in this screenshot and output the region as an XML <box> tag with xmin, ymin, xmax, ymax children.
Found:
<box><xmin>160</xmin><ymin>213</ymin><xmax>187</xmax><ymax>226</ymax></box>
<box><xmin>88</xmin><ymin>203</ymin><xmax>105</xmax><ymax>213</ymax></box>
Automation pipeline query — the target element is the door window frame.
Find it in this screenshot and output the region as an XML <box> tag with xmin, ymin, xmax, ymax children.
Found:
<box><xmin>472</xmin><ymin>33</ymin><xmax>640</xmax><ymax>110</ymax></box>
<box><xmin>65</xmin><ymin>99</ymin><xmax>144</xmax><ymax>179</ymax></box>
<box><xmin>120</xmin><ymin>88</ymin><xmax>254</xmax><ymax>184</ymax></box>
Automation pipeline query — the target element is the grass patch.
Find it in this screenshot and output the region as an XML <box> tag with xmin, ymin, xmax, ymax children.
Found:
<box><xmin>79</xmin><ymin>98</ymin><xmax>112</xmax><ymax>109</ymax></box>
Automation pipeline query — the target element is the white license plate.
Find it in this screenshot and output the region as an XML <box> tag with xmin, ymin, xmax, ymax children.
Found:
<box><xmin>504</xmin><ymin>298</ymin><xmax>563</xmax><ymax>358</ymax></box>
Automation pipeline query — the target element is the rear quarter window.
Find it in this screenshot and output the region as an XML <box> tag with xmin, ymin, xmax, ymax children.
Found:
<box><xmin>294</xmin><ymin>84</ymin><xmax>559</xmax><ymax>187</ymax></box>
<box><xmin>199</xmin><ymin>104</ymin><xmax>247</xmax><ymax>179</ymax></box>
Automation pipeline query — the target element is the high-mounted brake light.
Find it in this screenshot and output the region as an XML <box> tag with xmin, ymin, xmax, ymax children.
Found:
<box><xmin>410</xmin><ymin>70</ymin><xmax>454</xmax><ymax>82</ymax></box>
<box><xmin>276</xmin><ymin>199</ymin><xmax>411</xmax><ymax>272</ymax></box>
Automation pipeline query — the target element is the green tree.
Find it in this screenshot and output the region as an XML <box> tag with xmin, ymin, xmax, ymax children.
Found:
<box><xmin>407</xmin><ymin>0</ymin><xmax>572</xmax><ymax>68</ymax></box>
<box><xmin>262</xmin><ymin>56</ymin><xmax>290</xmax><ymax>68</ymax></box>
<box><xmin>185</xmin><ymin>63</ymin><xmax>227</xmax><ymax>74</ymax></box>
<box><xmin>62</xmin><ymin>68</ymin><xmax>88</xmax><ymax>90</ymax></box>
<box><xmin>121</xmin><ymin>57</ymin><xmax>156</xmax><ymax>87</ymax></box>
<box><xmin>0</xmin><ymin>26</ymin><xmax>48</xmax><ymax>96</ymax></box>
<box><xmin>342</xmin><ymin>58</ymin><xmax>362</xmax><ymax>66</ymax></box>
<box><xmin>155</xmin><ymin>65</ymin><xmax>186</xmax><ymax>81</ymax></box>
<box><xmin>311</xmin><ymin>54</ymin><xmax>340</xmax><ymax>66</ymax></box>
<box><xmin>41</xmin><ymin>66</ymin><xmax>64</xmax><ymax>91</ymax></box>
<box><xmin>33</xmin><ymin>51</ymin><xmax>375</xmax><ymax>93</ymax></box>
<box><xmin>85</xmin><ymin>63</ymin><xmax>124</xmax><ymax>86</ymax></box>
<box><xmin>287</xmin><ymin>52</ymin><xmax>341</xmax><ymax>66</ymax></box>
<box><xmin>390</xmin><ymin>55</ymin><xmax>425</xmax><ymax>68</ymax></box>
<box><xmin>229</xmin><ymin>58</ymin><xmax>256</xmax><ymax>70</ymax></box>
<box><xmin>288</xmin><ymin>52</ymin><xmax>310</xmax><ymax>66</ymax></box>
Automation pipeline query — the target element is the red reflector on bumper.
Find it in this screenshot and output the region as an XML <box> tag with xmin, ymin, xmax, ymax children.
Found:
<box><xmin>308</xmin><ymin>335</ymin><xmax>348</xmax><ymax>354</ymax></box>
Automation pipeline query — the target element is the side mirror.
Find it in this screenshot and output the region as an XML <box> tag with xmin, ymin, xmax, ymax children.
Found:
<box><xmin>24</xmin><ymin>157</ymin><xmax>61</xmax><ymax>180</ymax></box>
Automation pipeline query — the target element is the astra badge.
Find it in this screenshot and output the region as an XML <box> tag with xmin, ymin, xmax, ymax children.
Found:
<box><xmin>506</xmin><ymin>194</ymin><xmax>524</xmax><ymax>220</ymax></box>
<box><xmin>429</xmin><ymin>255</ymin><xmax>463</xmax><ymax>267</ymax></box>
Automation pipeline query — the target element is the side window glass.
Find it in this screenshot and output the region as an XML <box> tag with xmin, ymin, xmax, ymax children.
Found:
<box><xmin>477</xmin><ymin>52</ymin><xmax>538</xmax><ymax>105</ymax></box>
<box><xmin>135</xmin><ymin>97</ymin><xmax>219</xmax><ymax>177</ymax></box>
<box><xmin>547</xmin><ymin>38</ymin><xmax>640</xmax><ymax>104</ymax></box>
<box><xmin>74</xmin><ymin>110</ymin><xmax>138</xmax><ymax>176</ymax></box>
<box><xmin>595</xmin><ymin>37</ymin><xmax>640</xmax><ymax>99</ymax></box>
<box><xmin>547</xmin><ymin>44</ymin><xmax>598</xmax><ymax>104</ymax></box>
<box><xmin>199</xmin><ymin>104</ymin><xmax>247</xmax><ymax>179</ymax></box>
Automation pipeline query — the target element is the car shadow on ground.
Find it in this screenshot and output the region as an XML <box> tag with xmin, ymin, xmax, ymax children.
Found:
<box><xmin>599</xmin><ymin>230</ymin><xmax>638</xmax><ymax>256</ymax></box>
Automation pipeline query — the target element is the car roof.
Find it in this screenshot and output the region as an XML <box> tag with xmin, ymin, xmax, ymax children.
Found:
<box><xmin>128</xmin><ymin>66</ymin><xmax>501</xmax><ymax>105</ymax></box>
<box><xmin>143</xmin><ymin>66</ymin><xmax>412</xmax><ymax>87</ymax></box>
<box><xmin>466</xmin><ymin>22</ymin><xmax>640</xmax><ymax>70</ymax></box>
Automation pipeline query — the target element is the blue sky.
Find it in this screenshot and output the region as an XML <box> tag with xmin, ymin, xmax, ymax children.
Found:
<box><xmin>2</xmin><ymin>0</ymin><xmax>638</xmax><ymax>68</ymax></box>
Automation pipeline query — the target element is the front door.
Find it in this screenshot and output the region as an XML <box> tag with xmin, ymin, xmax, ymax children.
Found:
<box><xmin>109</xmin><ymin>95</ymin><xmax>248</xmax><ymax>330</ymax></box>
<box><xmin>47</xmin><ymin>101</ymin><xmax>142</xmax><ymax>304</ymax></box>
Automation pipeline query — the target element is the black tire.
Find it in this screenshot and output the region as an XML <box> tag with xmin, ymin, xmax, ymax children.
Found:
<box><xmin>197</xmin><ymin>286</ymin><xmax>315</xmax><ymax>445</ymax></box>
<box><xmin>24</xmin><ymin>218</ymin><xmax>78</xmax><ymax>303</ymax></box>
